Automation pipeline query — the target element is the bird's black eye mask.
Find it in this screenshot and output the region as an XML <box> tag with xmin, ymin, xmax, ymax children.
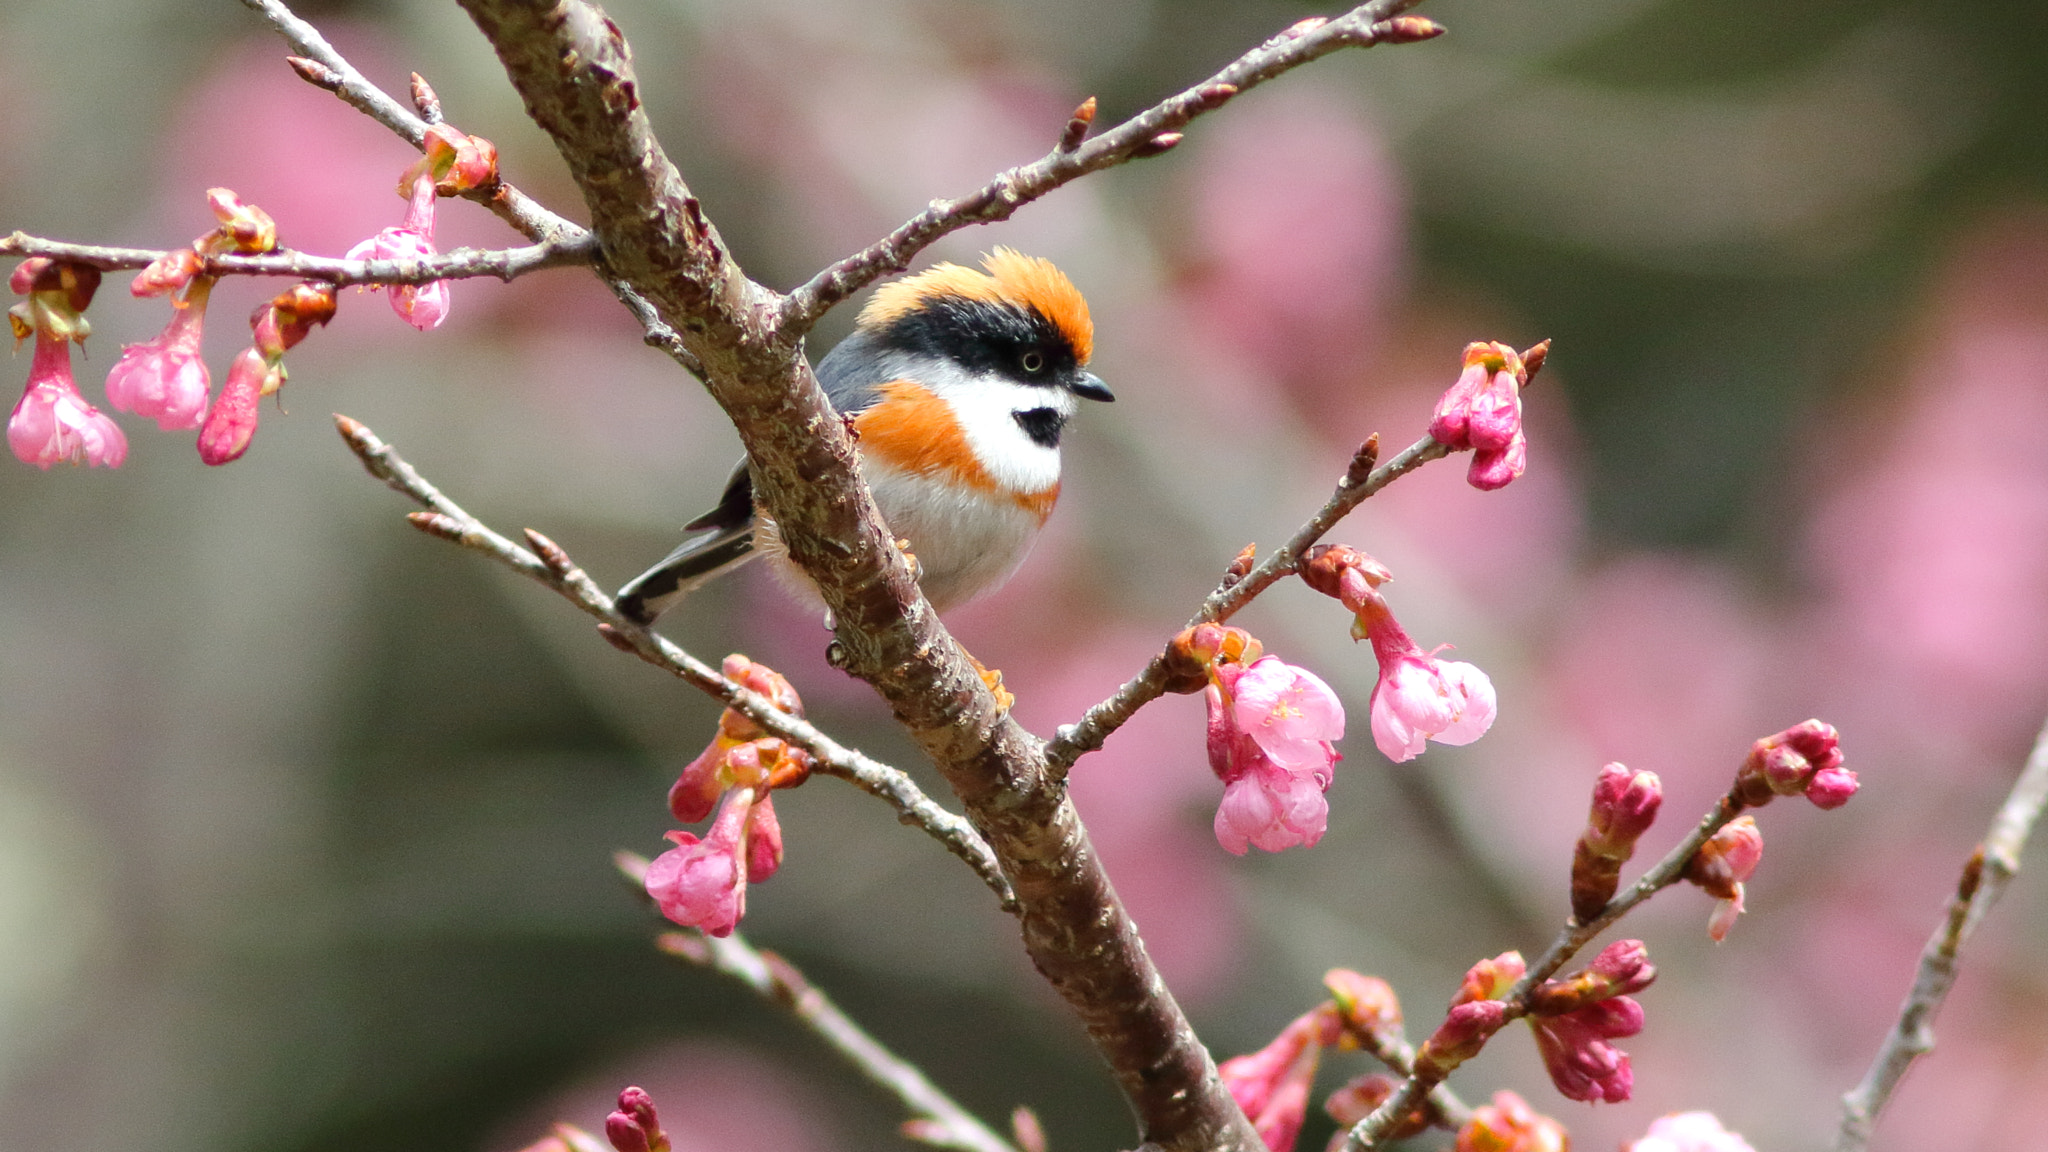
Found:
<box><xmin>875</xmin><ymin>295</ymin><xmax>1079</xmax><ymax>384</ymax></box>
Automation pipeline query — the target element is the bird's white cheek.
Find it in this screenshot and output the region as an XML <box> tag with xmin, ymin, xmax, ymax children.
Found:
<box><xmin>944</xmin><ymin>377</ymin><xmax>1069</xmax><ymax>493</ymax></box>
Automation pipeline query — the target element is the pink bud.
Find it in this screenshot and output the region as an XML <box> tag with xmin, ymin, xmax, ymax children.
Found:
<box><xmin>744</xmin><ymin>794</ymin><xmax>783</xmax><ymax>881</ymax></box>
<box><xmin>1528</xmin><ymin>996</ymin><xmax>1643</xmax><ymax>1103</ymax></box>
<box><xmin>604</xmin><ymin>1086</ymin><xmax>670</xmax><ymax>1152</ymax></box>
<box><xmin>1530</xmin><ymin>940</ymin><xmax>1656</xmax><ymax>1014</ymax></box>
<box><xmin>1430</xmin><ymin>342</ymin><xmax>1531</xmax><ymax>490</ymax></box>
<box><xmin>1572</xmin><ymin>763</ymin><xmax>1664</xmax><ymax>922</ymax></box>
<box><xmin>1735</xmin><ymin>720</ymin><xmax>1848</xmax><ymax>808</ymax></box>
<box><xmin>1805</xmin><ymin>765</ymin><xmax>1859</xmax><ymax>809</ymax></box>
<box><xmin>196</xmin><ymin>346</ymin><xmax>271</xmax><ymax>465</ymax></box>
<box><xmin>1416</xmin><ymin>1000</ymin><xmax>1508</xmax><ymax>1078</ymax></box>
<box><xmin>1454</xmin><ymin>951</ymin><xmax>1526</xmax><ymax>1005</ymax></box>
<box><xmin>1218</xmin><ymin>1006</ymin><xmax>1338</xmax><ymax>1152</ymax></box>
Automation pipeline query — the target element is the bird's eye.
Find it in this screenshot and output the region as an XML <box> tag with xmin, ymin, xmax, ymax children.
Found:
<box><xmin>1020</xmin><ymin>350</ymin><xmax>1045</xmax><ymax>374</ymax></box>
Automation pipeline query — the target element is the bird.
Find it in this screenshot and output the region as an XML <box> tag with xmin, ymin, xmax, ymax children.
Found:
<box><xmin>615</xmin><ymin>248</ymin><xmax>1112</xmax><ymax>625</ymax></box>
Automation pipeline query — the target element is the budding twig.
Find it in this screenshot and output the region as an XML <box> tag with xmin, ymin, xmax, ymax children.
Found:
<box><xmin>1340</xmin><ymin>790</ymin><xmax>1752</xmax><ymax>1151</ymax></box>
<box><xmin>1834</xmin><ymin>713</ymin><xmax>2048</xmax><ymax>1151</ymax></box>
<box><xmin>655</xmin><ymin>927</ymin><xmax>1022</xmax><ymax>1152</ymax></box>
<box><xmin>0</xmin><ymin>231</ymin><xmax>596</xmax><ymax>285</ymax></box>
<box><xmin>1044</xmin><ymin>433</ymin><xmax>1450</xmax><ymax>777</ymax></box>
<box><xmin>777</xmin><ymin>0</ymin><xmax>1436</xmax><ymax>336</ymax></box>
<box><xmin>332</xmin><ymin>414</ymin><xmax>1016</xmax><ymax>910</ymax></box>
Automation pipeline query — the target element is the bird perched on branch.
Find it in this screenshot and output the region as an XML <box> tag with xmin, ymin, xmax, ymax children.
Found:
<box><xmin>617</xmin><ymin>248</ymin><xmax>1112</xmax><ymax>624</ymax></box>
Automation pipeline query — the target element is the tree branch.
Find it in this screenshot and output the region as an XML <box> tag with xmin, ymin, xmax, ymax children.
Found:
<box><xmin>331</xmin><ymin>414</ymin><xmax>1016</xmax><ymax>910</ymax></box>
<box><xmin>1044</xmin><ymin>433</ymin><xmax>1451</xmax><ymax>777</ymax></box>
<box><xmin>450</xmin><ymin>2</ymin><xmax>1270</xmax><ymax>1144</ymax></box>
<box><xmin>777</xmin><ymin>0</ymin><xmax>1435</xmax><ymax>336</ymax></box>
<box><xmin>0</xmin><ymin>231</ymin><xmax>595</xmax><ymax>286</ymax></box>
<box><xmin>1343</xmin><ymin>789</ymin><xmax>1751</xmax><ymax>1151</ymax></box>
<box><xmin>1834</xmin><ymin>714</ymin><xmax>2048</xmax><ymax>1151</ymax></box>
<box><xmin>654</xmin><ymin>927</ymin><xmax>1021</xmax><ymax>1152</ymax></box>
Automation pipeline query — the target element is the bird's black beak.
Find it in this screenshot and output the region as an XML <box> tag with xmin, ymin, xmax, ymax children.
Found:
<box><xmin>1069</xmin><ymin>371</ymin><xmax>1114</xmax><ymax>402</ymax></box>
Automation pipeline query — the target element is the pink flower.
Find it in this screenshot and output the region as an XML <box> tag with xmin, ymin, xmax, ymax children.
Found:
<box><xmin>1354</xmin><ymin>595</ymin><xmax>1495</xmax><ymax>762</ymax></box>
<box><xmin>1684</xmin><ymin>815</ymin><xmax>1763</xmax><ymax>942</ymax></box>
<box><xmin>1230</xmin><ymin>655</ymin><xmax>1346</xmax><ymax>769</ymax></box>
<box><xmin>1625</xmin><ymin>1111</ymin><xmax>1757</xmax><ymax>1152</ymax></box>
<box><xmin>1206</xmin><ymin>656</ymin><xmax>1342</xmax><ymax>854</ymax></box>
<box><xmin>1528</xmin><ymin>995</ymin><xmax>1643</xmax><ymax>1103</ymax></box>
<box><xmin>106</xmin><ymin>280</ymin><xmax>213</xmax><ymax>430</ymax></box>
<box><xmin>1218</xmin><ymin>1005</ymin><xmax>1341</xmax><ymax>1152</ymax></box>
<box><xmin>10</xmin><ymin>330</ymin><xmax>127</xmax><ymax>469</ymax></box>
<box><xmin>645</xmin><ymin>788</ymin><xmax>760</xmax><ymax>937</ymax></box>
<box><xmin>1733</xmin><ymin>719</ymin><xmax>1856</xmax><ymax>809</ymax></box>
<box><xmin>1430</xmin><ymin>341</ymin><xmax>1531</xmax><ymax>490</ymax></box>
<box><xmin>347</xmin><ymin>171</ymin><xmax>449</xmax><ymax>330</ymax></box>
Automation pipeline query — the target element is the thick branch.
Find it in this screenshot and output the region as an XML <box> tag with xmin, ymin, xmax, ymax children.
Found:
<box><xmin>1835</xmin><ymin>715</ymin><xmax>2048</xmax><ymax>1151</ymax></box>
<box><xmin>0</xmin><ymin>231</ymin><xmax>593</xmax><ymax>286</ymax></box>
<box><xmin>451</xmin><ymin>2</ymin><xmax>1259</xmax><ymax>1145</ymax></box>
<box><xmin>656</xmin><ymin>928</ymin><xmax>1021</xmax><ymax>1152</ymax></box>
<box><xmin>331</xmin><ymin>415</ymin><xmax>1015</xmax><ymax>908</ymax></box>
<box><xmin>778</xmin><ymin>0</ymin><xmax>1431</xmax><ymax>335</ymax></box>
<box><xmin>1045</xmin><ymin>434</ymin><xmax>1450</xmax><ymax>775</ymax></box>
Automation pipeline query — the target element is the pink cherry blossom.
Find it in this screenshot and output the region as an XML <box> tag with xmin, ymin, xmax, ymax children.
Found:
<box><xmin>644</xmin><ymin>788</ymin><xmax>758</xmax><ymax>937</ymax></box>
<box><xmin>1430</xmin><ymin>341</ymin><xmax>1531</xmax><ymax>490</ymax></box>
<box><xmin>1217</xmin><ymin>1005</ymin><xmax>1340</xmax><ymax>1152</ymax></box>
<box><xmin>1229</xmin><ymin>655</ymin><xmax>1345</xmax><ymax>769</ymax></box>
<box><xmin>1625</xmin><ymin>1111</ymin><xmax>1757</xmax><ymax>1152</ymax></box>
<box><xmin>10</xmin><ymin>332</ymin><xmax>127</xmax><ymax>469</ymax></box>
<box><xmin>346</xmin><ymin>171</ymin><xmax>450</xmax><ymax>330</ymax></box>
<box><xmin>1205</xmin><ymin>661</ymin><xmax>1341</xmax><ymax>855</ymax></box>
<box><xmin>106</xmin><ymin>286</ymin><xmax>212</xmax><ymax>430</ymax></box>
<box><xmin>1368</xmin><ymin>647</ymin><xmax>1497</xmax><ymax>763</ymax></box>
<box><xmin>196</xmin><ymin>346</ymin><xmax>272</xmax><ymax>466</ymax></box>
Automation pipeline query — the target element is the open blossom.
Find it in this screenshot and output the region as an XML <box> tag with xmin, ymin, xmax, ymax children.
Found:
<box><xmin>645</xmin><ymin>787</ymin><xmax>764</xmax><ymax>937</ymax></box>
<box><xmin>1625</xmin><ymin>1111</ymin><xmax>1757</xmax><ymax>1152</ymax></box>
<box><xmin>348</xmin><ymin>170</ymin><xmax>450</xmax><ymax>330</ymax></box>
<box><xmin>1349</xmin><ymin>588</ymin><xmax>1494</xmax><ymax>762</ymax></box>
<box><xmin>1429</xmin><ymin>340</ymin><xmax>1532</xmax><ymax>490</ymax></box>
<box><xmin>106</xmin><ymin>279</ymin><xmax>213</xmax><ymax>430</ymax></box>
<box><xmin>1208</xmin><ymin>656</ymin><xmax>1343</xmax><ymax>854</ymax></box>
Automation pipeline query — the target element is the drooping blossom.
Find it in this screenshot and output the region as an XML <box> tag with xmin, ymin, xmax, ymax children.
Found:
<box><xmin>196</xmin><ymin>281</ymin><xmax>336</xmax><ymax>465</ymax></box>
<box><xmin>8</xmin><ymin>259</ymin><xmax>126</xmax><ymax>469</ymax></box>
<box><xmin>1218</xmin><ymin>1003</ymin><xmax>1342</xmax><ymax>1152</ymax></box>
<box><xmin>1624</xmin><ymin>1111</ymin><xmax>1758</xmax><ymax>1152</ymax></box>
<box><xmin>1570</xmin><ymin>763</ymin><xmax>1664</xmax><ymax>922</ymax></box>
<box><xmin>604</xmin><ymin>1087</ymin><xmax>672</xmax><ymax>1152</ymax></box>
<box><xmin>646</xmin><ymin>655</ymin><xmax>813</xmax><ymax>935</ymax></box>
<box><xmin>1207</xmin><ymin>654</ymin><xmax>1343</xmax><ymax>854</ymax></box>
<box><xmin>1454</xmin><ymin>1090</ymin><xmax>1568</xmax><ymax>1152</ymax></box>
<box><xmin>106</xmin><ymin>277</ymin><xmax>214</xmax><ymax>430</ymax></box>
<box><xmin>1683</xmin><ymin>815</ymin><xmax>1764</xmax><ymax>942</ymax></box>
<box><xmin>1429</xmin><ymin>340</ymin><xmax>1537</xmax><ymax>490</ymax></box>
<box><xmin>348</xmin><ymin>170</ymin><xmax>449</xmax><ymax>330</ymax></box>
<box><xmin>1355</xmin><ymin>591</ymin><xmax>1495</xmax><ymax>762</ymax></box>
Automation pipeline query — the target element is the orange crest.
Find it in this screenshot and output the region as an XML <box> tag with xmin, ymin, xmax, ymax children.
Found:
<box><xmin>861</xmin><ymin>248</ymin><xmax>1093</xmax><ymax>364</ymax></box>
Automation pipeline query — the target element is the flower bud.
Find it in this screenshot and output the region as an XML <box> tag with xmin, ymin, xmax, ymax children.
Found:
<box><xmin>603</xmin><ymin>1086</ymin><xmax>670</xmax><ymax>1152</ymax></box>
<box><xmin>1734</xmin><ymin>720</ymin><xmax>1852</xmax><ymax>809</ymax></box>
<box><xmin>1683</xmin><ymin>816</ymin><xmax>1763</xmax><ymax>941</ymax></box>
<box><xmin>1456</xmin><ymin>1090</ymin><xmax>1568</xmax><ymax>1152</ymax></box>
<box><xmin>1415</xmin><ymin>1000</ymin><xmax>1508</xmax><ymax>1079</ymax></box>
<box><xmin>1324</xmin><ymin>969</ymin><xmax>1403</xmax><ymax>1051</ymax></box>
<box><xmin>1528</xmin><ymin>939</ymin><xmax>1655</xmax><ymax>1015</ymax></box>
<box><xmin>1571</xmin><ymin>763</ymin><xmax>1663</xmax><ymax>922</ymax></box>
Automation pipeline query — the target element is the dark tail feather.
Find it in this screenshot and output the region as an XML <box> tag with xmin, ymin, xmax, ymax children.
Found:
<box><xmin>615</xmin><ymin>526</ymin><xmax>757</xmax><ymax>624</ymax></box>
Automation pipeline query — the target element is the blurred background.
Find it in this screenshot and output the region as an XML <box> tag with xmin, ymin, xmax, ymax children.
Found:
<box><xmin>4</xmin><ymin>0</ymin><xmax>2048</xmax><ymax>1149</ymax></box>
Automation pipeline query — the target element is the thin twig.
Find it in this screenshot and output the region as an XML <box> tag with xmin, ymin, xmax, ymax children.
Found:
<box><xmin>656</xmin><ymin>928</ymin><xmax>1021</xmax><ymax>1152</ymax></box>
<box><xmin>778</xmin><ymin>0</ymin><xmax>1436</xmax><ymax>336</ymax></box>
<box><xmin>332</xmin><ymin>414</ymin><xmax>1016</xmax><ymax>910</ymax></box>
<box><xmin>240</xmin><ymin>0</ymin><xmax>706</xmax><ymax>377</ymax></box>
<box><xmin>1044</xmin><ymin>435</ymin><xmax>1450</xmax><ymax>776</ymax></box>
<box><xmin>1</xmin><ymin>231</ymin><xmax>594</xmax><ymax>286</ymax></box>
<box><xmin>1835</xmin><ymin>715</ymin><xmax>2048</xmax><ymax>1151</ymax></box>
<box><xmin>1342</xmin><ymin>790</ymin><xmax>1751</xmax><ymax>1151</ymax></box>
